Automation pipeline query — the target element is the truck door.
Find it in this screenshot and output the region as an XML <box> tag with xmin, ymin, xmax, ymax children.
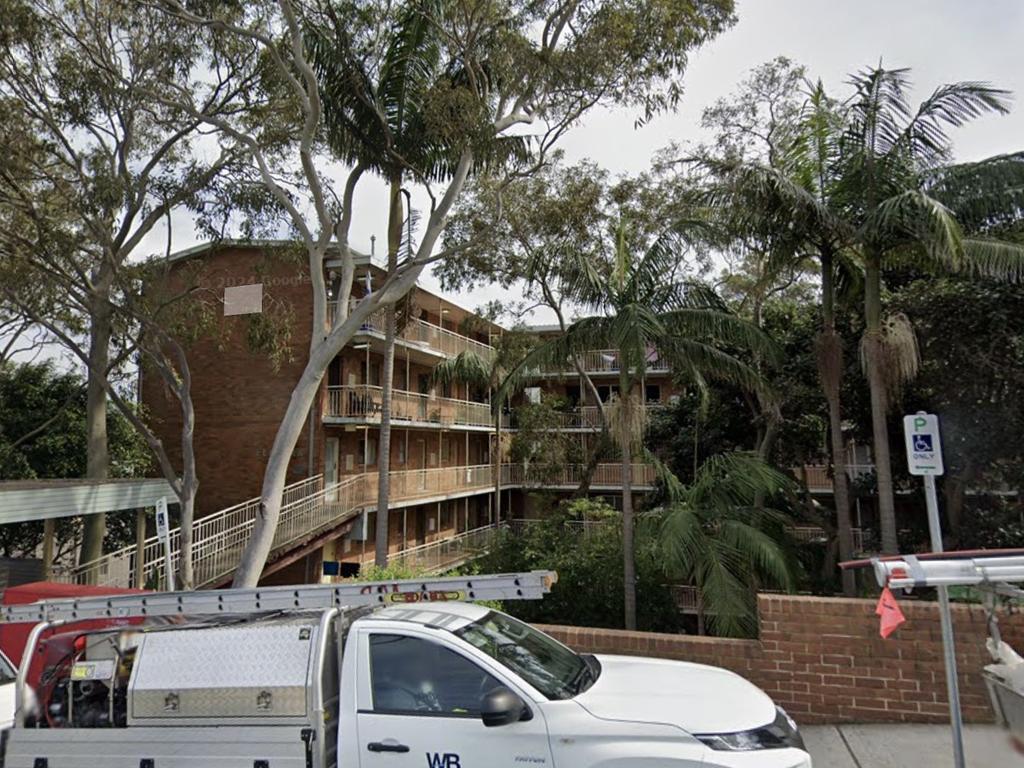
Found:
<box><xmin>356</xmin><ymin>630</ymin><xmax>554</xmax><ymax>768</ymax></box>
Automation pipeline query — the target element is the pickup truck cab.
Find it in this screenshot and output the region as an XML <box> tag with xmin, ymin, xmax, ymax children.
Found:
<box><xmin>351</xmin><ymin>602</ymin><xmax>810</xmax><ymax>768</ymax></box>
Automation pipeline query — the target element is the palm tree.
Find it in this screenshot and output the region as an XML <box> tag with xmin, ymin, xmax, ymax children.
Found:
<box><xmin>431</xmin><ymin>334</ymin><xmax>531</xmax><ymax>524</ymax></box>
<box><xmin>833</xmin><ymin>67</ymin><xmax>1024</xmax><ymax>553</ymax></box>
<box><xmin>707</xmin><ymin>81</ymin><xmax>863</xmax><ymax>594</ymax></box>
<box><xmin>501</xmin><ymin>221</ymin><xmax>776</xmax><ymax>629</ymax></box>
<box><xmin>656</xmin><ymin>452</ymin><xmax>798</xmax><ymax>637</ymax></box>
<box><xmin>310</xmin><ymin>0</ymin><xmax>466</xmax><ymax>566</ymax></box>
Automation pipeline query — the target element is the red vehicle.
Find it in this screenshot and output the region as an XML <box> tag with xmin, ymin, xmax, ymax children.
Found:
<box><xmin>1</xmin><ymin>583</ymin><xmax>144</xmax><ymax>669</ymax></box>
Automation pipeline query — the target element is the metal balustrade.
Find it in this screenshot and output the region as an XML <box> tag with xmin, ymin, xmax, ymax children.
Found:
<box><xmin>508</xmin><ymin>462</ymin><xmax>657</xmax><ymax>489</ymax></box>
<box><xmin>797</xmin><ymin>463</ymin><xmax>876</xmax><ymax>492</ymax></box>
<box><xmin>326</xmin><ymin>384</ymin><xmax>493</xmax><ymax>428</ymax></box>
<box><xmin>529</xmin><ymin>349</ymin><xmax>670</xmax><ymax>377</ymax></box>
<box><xmin>331</xmin><ymin>300</ymin><xmax>495</xmax><ymax>361</ymax></box>
<box><xmin>350</xmin><ymin>524</ymin><xmax>502</xmax><ymax>574</ymax></box>
<box><xmin>67</xmin><ymin>462</ymin><xmax>660</xmax><ymax>590</ymax></box>
<box><xmin>507</xmin><ymin>404</ymin><xmax>665</xmax><ymax>431</ymax></box>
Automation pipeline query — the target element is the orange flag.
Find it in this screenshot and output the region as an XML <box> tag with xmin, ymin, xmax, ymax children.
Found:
<box><xmin>876</xmin><ymin>586</ymin><xmax>906</xmax><ymax>639</ymax></box>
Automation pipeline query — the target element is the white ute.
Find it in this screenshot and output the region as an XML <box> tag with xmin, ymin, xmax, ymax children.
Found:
<box><xmin>0</xmin><ymin>572</ymin><xmax>811</xmax><ymax>768</ymax></box>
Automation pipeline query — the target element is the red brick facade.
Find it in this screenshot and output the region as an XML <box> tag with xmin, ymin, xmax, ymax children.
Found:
<box><xmin>540</xmin><ymin>593</ymin><xmax>1019</xmax><ymax>724</ymax></box>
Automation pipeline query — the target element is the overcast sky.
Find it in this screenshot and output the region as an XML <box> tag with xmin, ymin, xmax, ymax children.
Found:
<box><xmin>150</xmin><ymin>0</ymin><xmax>1024</xmax><ymax>323</ymax></box>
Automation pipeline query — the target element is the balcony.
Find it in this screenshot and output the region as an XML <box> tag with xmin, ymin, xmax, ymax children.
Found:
<box><xmin>528</xmin><ymin>349</ymin><xmax>670</xmax><ymax>378</ymax></box>
<box><xmin>331</xmin><ymin>300</ymin><xmax>494</xmax><ymax>361</ymax></box>
<box><xmin>797</xmin><ymin>463</ymin><xmax>876</xmax><ymax>494</ymax></box>
<box><xmin>508</xmin><ymin>403</ymin><xmax>665</xmax><ymax>431</ymax></box>
<box><xmin>347</xmin><ymin>524</ymin><xmax>501</xmax><ymax>574</ymax></box>
<box><xmin>326</xmin><ymin>384</ymin><xmax>493</xmax><ymax>430</ymax></box>
<box><xmin>507</xmin><ymin>462</ymin><xmax>657</xmax><ymax>490</ymax></box>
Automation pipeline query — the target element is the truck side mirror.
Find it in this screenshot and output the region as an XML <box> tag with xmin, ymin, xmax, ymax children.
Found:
<box><xmin>481</xmin><ymin>686</ymin><xmax>530</xmax><ymax>727</ymax></box>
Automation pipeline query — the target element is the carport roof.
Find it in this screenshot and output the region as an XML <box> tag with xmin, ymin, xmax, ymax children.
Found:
<box><xmin>0</xmin><ymin>478</ymin><xmax>175</xmax><ymax>525</ymax></box>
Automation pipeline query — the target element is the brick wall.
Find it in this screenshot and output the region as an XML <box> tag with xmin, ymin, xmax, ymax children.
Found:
<box><xmin>539</xmin><ymin>593</ymin><xmax>1021</xmax><ymax>725</ymax></box>
<box><xmin>141</xmin><ymin>245</ymin><xmax>319</xmax><ymax>515</ymax></box>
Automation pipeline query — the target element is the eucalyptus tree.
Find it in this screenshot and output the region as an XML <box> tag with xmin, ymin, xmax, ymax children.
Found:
<box><xmin>157</xmin><ymin>0</ymin><xmax>736</xmax><ymax>586</ymax></box>
<box><xmin>501</xmin><ymin>222</ymin><xmax>774</xmax><ymax>629</ymax></box>
<box><xmin>441</xmin><ymin>158</ymin><xmax>616</xmax><ymax>480</ymax></box>
<box><xmin>832</xmin><ymin>67</ymin><xmax>1024</xmax><ymax>553</ymax></box>
<box><xmin>0</xmin><ymin>0</ymin><xmax>262</xmax><ymax>564</ymax></box>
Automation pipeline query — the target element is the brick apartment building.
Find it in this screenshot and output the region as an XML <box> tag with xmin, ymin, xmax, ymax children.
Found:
<box><xmin>141</xmin><ymin>240</ymin><xmax>672</xmax><ymax>584</ymax></box>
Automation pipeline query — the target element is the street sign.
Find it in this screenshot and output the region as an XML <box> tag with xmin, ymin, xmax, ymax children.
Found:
<box><xmin>903</xmin><ymin>412</ymin><xmax>944</xmax><ymax>476</ymax></box>
<box><xmin>901</xmin><ymin>412</ymin><xmax>963</xmax><ymax>768</ymax></box>
<box><xmin>154</xmin><ymin>497</ymin><xmax>175</xmax><ymax>591</ymax></box>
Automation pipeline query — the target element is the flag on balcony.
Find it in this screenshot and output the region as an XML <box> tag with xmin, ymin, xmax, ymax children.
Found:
<box><xmin>875</xmin><ymin>586</ymin><xmax>906</xmax><ymax>639</ymax></box>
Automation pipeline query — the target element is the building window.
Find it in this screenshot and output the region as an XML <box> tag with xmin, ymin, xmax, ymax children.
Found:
<box><xmin>645</xmin><ymin>384</ymin><xmax>661</xmax><ymax>403</ymax></box>
<box><xmin>596</xmin><ymin>385</ymin><xmax>619</xmax><ymax>402</ymax></box>
<box><xmin>397</xmin><ymin>440</ymin><xmax>406</xmax><ymax>466</ymax></box>
<box><xmin>359</xmin><ymin>438</ymin><xmax>377</xmax><ymax>466</ymax></box>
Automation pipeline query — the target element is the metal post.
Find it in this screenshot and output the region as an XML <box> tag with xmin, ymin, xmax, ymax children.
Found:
<box><xmin>41</xmin><ymin>517</ymin><xmax>55</xmax><ymax>580</ymax></box>
<box><xmin>134</xmin><ymin>508</ymin><xmax>146</xmax><ymax>589</ymax></box>
<box><xmin>924</xmin><ymin>473</ymin><xmax>966</xmax><ymax>768</ymax></box>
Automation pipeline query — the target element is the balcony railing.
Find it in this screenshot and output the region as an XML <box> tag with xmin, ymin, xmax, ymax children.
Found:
<box><xmin>797</xmin><ymin>463</ymin><xmax>876</xmax><ymax>492</ymax></box>
<box><xmin>529</xmin><ymin>349</ymin><xmax>670</xmax><ymax>377</ymax></box>
<box><xmin>509</xmin><ymin>403</ymin><xmax>665</xmax><ymax>431</ymax></box>
<box><xmin>507</xmin><ymin>462</ymin><xmax>658</xmax><ymax>489</ymax></box>
<box><xmin>65</xmin><ymin>461</ymin><xmax>659</xmax><ymax>590</ymax></box>
<box><xmin>326</xmin><ymin>384</ymin><xmax>493</xmax><ymax>428</ymax></box>
<box><xmin>349</xmin><ymin>524</ymin><xmax>501</xmax><ymax>574</ymax></box>
<box><xmin>790</xmin><ymin>524</ymin><xmax>867</xmax><ymax>554</ymax></box>
<box><xmin>331</xmin><ymin>300</ymin><xmax>494</xmax><ymax>361</ymax></box>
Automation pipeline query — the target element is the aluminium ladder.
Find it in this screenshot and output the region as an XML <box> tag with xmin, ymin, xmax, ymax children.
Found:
<box><xmin>1</xmin><ymin>570</ymin><xmax>558</xmax><ymax>624</ymax></box>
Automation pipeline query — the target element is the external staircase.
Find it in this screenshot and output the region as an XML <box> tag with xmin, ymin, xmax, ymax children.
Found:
<box><xmin>63</xmin><ymin>463</ymin><xmax>656</xmax><ymax>590</ymax></box>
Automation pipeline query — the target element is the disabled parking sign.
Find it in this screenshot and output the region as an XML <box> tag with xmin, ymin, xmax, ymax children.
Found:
<box><xmin>903</xmin><ymin>413</ymin><xmax>944</xmax><ymax>476</ymax></box>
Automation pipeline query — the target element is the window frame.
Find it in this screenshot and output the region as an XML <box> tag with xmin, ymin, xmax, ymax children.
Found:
<box><xmin>361</xmin><ymin>630</ymin><xmax>512</xmax><ymax>719</ymax></box>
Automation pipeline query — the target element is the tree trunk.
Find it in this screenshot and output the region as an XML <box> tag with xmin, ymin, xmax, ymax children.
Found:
<box><xmin>232</xmin><ymin>150</ymin><xmax>474</xmax><ymax>588</ymax></box>
<box><xmin>80</xmin><ymin>267</ymin><xmax>113</xmax><ymax>567</ymax></box>
<box><xmin>944</xmin><ymin>462</ymin><xmax>973</xmax><ymax>539</ymax></box>
<box><xmin>375</xmin><ymin>177</ymin><xmax>402</xmax><ymax>567</ymax></box>
<box><xmin>864</xmin><ymin>254</ymin><xmax>899</xmax><ymax>554</ymax></box>
<box><xmin>619</xmin><ymin>369</ymin><xmax>637</xmax><ymax>631</ymax></box>
<box><xmin>818</xmin><ymin>250</ymin><xmax>857</xmax><ymax>595</ymax></box>
<box><xmin>176</xmin><ymin>390</ymin><xmax>199</xmax><ymax>589</ymax></box>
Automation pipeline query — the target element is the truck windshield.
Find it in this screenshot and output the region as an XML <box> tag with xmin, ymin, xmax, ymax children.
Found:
<box><xmin>454</xmin><ymin>611</ymin><xmax>596</xmax><ymax>700</ymax></box>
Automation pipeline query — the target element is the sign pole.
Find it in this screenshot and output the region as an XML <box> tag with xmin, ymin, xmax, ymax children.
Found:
<box><xmin>155</xmin><ymin>497</ymin><xmax>175</xmax><ymax>592</ymax></box>
<box><xmin>903</xmin><ymin>412</ymin><xmax>964</xmax><ymax>768</ymax></box>
<box><xmin>924</xmin><ymin>474</ymin><xmax>965</xmax><ymax>768</ymax></box>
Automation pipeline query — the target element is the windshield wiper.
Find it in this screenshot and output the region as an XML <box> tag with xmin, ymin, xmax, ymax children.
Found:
<box><xmin>569</xmin><ymin>655</ymin><xmax>598</xmax><ymax>695</ymax></box>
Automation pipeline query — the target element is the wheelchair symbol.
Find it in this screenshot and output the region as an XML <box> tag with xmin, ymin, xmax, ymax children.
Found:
<box><xmin>913</xmin><ymin>434</ymin><xmax>933</xmax><ymax>452</ymax></box>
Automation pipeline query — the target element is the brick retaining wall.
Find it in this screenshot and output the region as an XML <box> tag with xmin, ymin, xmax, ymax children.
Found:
<box><xmin>538</xmin><ymin>593</ymin><xmax>1023</xmax><ymax>725</ymax></box>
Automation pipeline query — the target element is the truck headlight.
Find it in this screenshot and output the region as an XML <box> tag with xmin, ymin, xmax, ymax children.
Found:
<box><xmin>696</xmin><ymin>707</ymin><xmax>805</xmax><ymax>752</ymax></box>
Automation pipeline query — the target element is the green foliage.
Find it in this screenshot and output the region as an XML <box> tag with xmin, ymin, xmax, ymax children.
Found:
<box><xmin>478</xmin><ymin>509</ymin><xmax>682</xmax><ymax>633</ymax></box>
<box><xmin>655</xmin><ymin>452</ymin><xmax>799</xmax><ymax>637</ymax></box>
<box><xmin>0</xmin><ymin>361</ymin><xmax>150</xmax><ymax>558</ymax></box>
<box><xmin>509</xmin><ymin>399</ymin><xmax>584</xmax><ymax>477</ymax></box>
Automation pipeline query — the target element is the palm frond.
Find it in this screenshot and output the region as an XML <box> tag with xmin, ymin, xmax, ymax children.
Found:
<box><xmin>430</xmin><ymin>350</ymin><xmax>492</xmax><ymax>390</ymax></box>
<box><xmin>961</xmin><ymin>238</ymin><xmax>1024</xmax><ymax>282</ymax></box>
<box><xmin>899</xmin><ymin>81</ymin><xmax>1011</xmax><ymax>165</ymax></box>
<box><xmin>926</xmin><ymin>152</ymin><xmax>1024</xmax><ymax>236</ymax></box>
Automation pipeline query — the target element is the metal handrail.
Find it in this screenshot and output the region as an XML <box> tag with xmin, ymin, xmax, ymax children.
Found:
<box><xmin>326</xmin><ymin>384</ymin><xmax>493</xmax><ymax>428</ymax></box>
<box><xmin>330</xmin><ymin>300</ymin><xmax>495</xmax><ymax>361</ymax></box>
<box><xmin>68</xmin><ymin>462</ymin><xmax>659</xmax><ymax>589</ymax></box>
<box><xmin>529</xmin><ymin>348</ymin><xmax>670</xmax><ymax>376</ymax></box>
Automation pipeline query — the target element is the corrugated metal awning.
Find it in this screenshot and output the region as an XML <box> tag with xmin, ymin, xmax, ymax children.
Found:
<box><xmin>0</xmin><ymin>478</ymin><xmax>175</xmax><ymax>525</ymax></box>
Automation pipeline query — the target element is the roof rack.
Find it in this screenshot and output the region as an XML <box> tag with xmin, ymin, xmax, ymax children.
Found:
<box><xmin>2</xmin><ymin>571</ymin><xmax>558</xmax><ymax>624</ymax></box>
